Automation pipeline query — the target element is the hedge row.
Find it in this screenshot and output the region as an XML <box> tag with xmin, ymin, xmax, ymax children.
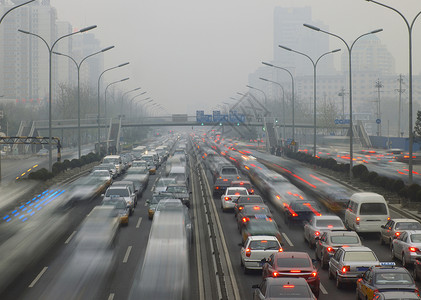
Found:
<box><xmin>286</xmin><ymin>150</ymin><xmax>421</xmax><ymax>202</ymax></box>
<box><xmin>28</xmin><ymin>152</ymin><xmax>102</xmax><ymax>181</ymax></box>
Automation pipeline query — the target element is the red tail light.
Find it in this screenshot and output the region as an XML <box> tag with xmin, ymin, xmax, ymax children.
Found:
<box><xmin>290</xmin><ymin>270</ymin><xmax>301</xmax><ymax>273</ymax></box>
<box><xmin>224</xmin><ymin>197</ymin><xmax>231</xmax><ymax>201</ymax></box>
<box><xmin>395</xmin><ymin>232</ymin><xmax>400</xmax><ymax>237</ymax></box>
<box><xmin>278</xmin><ymin>247</ymin><xmax>283</xmax><ymax>252</ymax></box>
<box><xmin>342</xmin><ymin>266</ymin><xmax>350</xmax><ymax>273</ymax></box>
<box><xmin>409</xmin><ymin>247</ymin><xmax>419</xmax><ymax>252</ymax></box>
<box><xmin>283</xmin><ymin>285</ymin><xmax>295</xmax><ymax>288</ymax></box>
<box><xmin>273</xmin><ymin>272</ymin><xmax>279</xmax><ymax>277</ymax></box>
<box><xmin>314</xmin><ymin>231</ymin><xmax>320</xmax><ymax>236</ymax></box>
<box><xmin>311</xmin><ymin>271</ymin><xmax>317</xmax><ymax>277</ymax></box>
<box><xmin>356</xmin><ymin>217</ymin><xmax>360</xmax><ymax>225</ymax></box>
<box><xmin>239</xmin><ymin>206</ymin><xmax>244</xmax><ymax>210</ymax></box>
<box><xmin>327</xmin><ymin>247</ymin><xmax>334</xmax><ymax>252</ymax></box>
<box><xmin>242</xmin><ymin>217</ymin><xmax>250</xmax><ymax>223</ymax></box>
<box><xmin>245</xmin><ymin>248</ymin><xmax>251</xmax><ymax>257</ymax></box>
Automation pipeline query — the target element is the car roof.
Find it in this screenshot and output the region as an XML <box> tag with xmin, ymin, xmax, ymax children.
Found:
<box><xmin>274</xmin><ymin>251</ymin><xmax>310</xmax><ymax>259</ymax></box>
<box><xmin>401</xmin><ymin>230</ymin><xmax>421</xmax><ymax>234</ymax></box>
<box><xmin>247</xmin><ymin>235</ymin><xmax>279</xmax><ymax>241</ymax></box>
<box><xmin>113</xmin><ymin>181</ymin><xmax>134</xmax><ymax>185</ymax></box>
<box><xmin>231</xmin><ymin>180</ymin><xmax>251</xmax><ymax>184</ymax></box>
<box><xmin>227</xmin><ymin>187</ymin><xmax>248</xmax><ymax>190</ymax></box>
<box><xmin>264</xmin><ymin>277</ymin><xmax>308</xmax><ymax>285</ymax></box>
<box><xmin>390</xmin><ymin>218</ymin><xmax>420</xmax><ymax>223</ymax></box>
<box><xmin>371</xmin><ymin>266</ymin><xmax>410</xmax><ymax>274</ymax></box>
<box><xmin>312</xmin><ymin>215</ymin><xmax>342</xmax><ymax>220</ymax></box>
<box><xmin>340</xmin><ymin>246</ymin><xmax>373</xmax><ymax>252</ymax></box>
<box><xmin>327</xmin><ymin>230</ymin><xmax>358</xmax><ymax>236</ymax></box>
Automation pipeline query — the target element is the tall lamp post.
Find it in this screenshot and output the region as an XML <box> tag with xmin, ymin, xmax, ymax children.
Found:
<box><xmin>279</xmin><ymin>45</ymin><xmax>340</xmax><ymax>157</ymax></box>
<box><xmin>105</xmin><ymin>78</ymin><xmax>130</xmax><ymax>126</ymax></box>
<box><xmin>54</xmin><ymin>45</ymin><xmax>115</xmax><ymax>158</ymax></box>
<box><xmin>246</xmin><ymin>85</ymin><xmax>267</xmax><ymax>106</ymax></box>
<box><xmin>97</xmin><ymin>62</ymin><xmax>129</xmax><ymax>152</ymax></box>
<box><xmin>129</xmin><ymin>91</ymin><xmax>147</xmax><ymax>118</ymax></box>
<box><xmin>365</xmin><ymin>1</ymin><xmax>420</xmax><ymax>183</ymax></box>
<box><xmin>120</xmin><ymin>87</ymin><xmax>141</xmax><ymax>117</ymax></box>
<box><xmin>259</xmin><ymin>77</ymin><xmax>286</xmax><ymax>140</ymax></box>
<box><xmin>262</xmin><ymin>62</ymin><xmax>296</xmax><ymax>141</ymax></box>
<box><xmin>18</xmin><ymin>25</ymin><xmax>97</xmax><ymax>171</ymax></box>
<box><xmin>304</xmin><ymin>24</ymin><xmax>383</xmax><ymax>179</ymax></box>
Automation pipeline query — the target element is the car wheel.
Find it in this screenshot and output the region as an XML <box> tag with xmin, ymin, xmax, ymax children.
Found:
<box><xmin>328</xmin><ymin>266</ymin><xmax>334</xmax><ymax>280</ymax></box>
<box><xmin>336</xmin><ymin>273</ymin><xmax>343</xmax><ymax>289</ymax></box>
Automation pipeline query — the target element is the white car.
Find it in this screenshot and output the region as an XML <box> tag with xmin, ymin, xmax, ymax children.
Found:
<box><xmin>304</xmin><ymin>215</ymin><xmax>345</xmax><ymax>248</ymax></box>
<box><xmin>220</xmin><ymin>187</ymin><xmax>248</xmax><ymax>212</ymax></box>
<box><xmin>391</xmin><ymin>230</ymin><xmax>421</xmax><ymax>267</ymax></box>
<box><xmin>240</xmin><ymin>235</ymin><xmax>282</xmax><ymax>273</ymax></box>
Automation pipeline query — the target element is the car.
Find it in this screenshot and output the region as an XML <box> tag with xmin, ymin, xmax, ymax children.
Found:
<box><xmin>230</xmin><ymin>180</ymin><xmax>255</xmax><ymax>195</ymax></box>
<box><xmin>37</xmin><ymin>148</ymin><xmax>49</xmax><ymax>156</ymax></box>
<box><xmin>102</xmin><ymin>196</ymin><xmax>130</xmax><ymax>226</ymax></box>
<box><xmin>165</xmin><ymin>183</ymin><xmax>191</xmax><ymax>208</ymax></box>
<box><xmin>237</xmin><ymin>204</ymin><xmax>272</xmax><ymax>232</ymax></box>
<box><xmin>233</xmin><ymin>195</ymin><xmax>265</xmax><ymax>216</ymax></box>
<box><xmin>391</xmin><ymin>230</ymin><xmax>421</xmax><ymax>267</ymax></box>
<box><xmin>284</xmin><ymin>200</ymin><xmax>322</xmax><ymax>225</ymax></box>
<box><xmin>303</xmin><ymin>215</ymin><xmax>345</xmax><ymax>249</ymax></box>
<box><xmin>111</xmin><ymin>181</ymin><xmax>138</xmax><ymax>207</ymax></box>
<box><xmin>103</xmin><ymin>185</ymin><xmax>136</xmax><ymax>215</ymax></box>
<box><xmin>146</xmin><ymin>193</ymin><xmax>174</xmax><ymax>220</ymax></box>
<box><xmin>90</xmin><ymin>170</ymin><xmax>113</xmax><ymax>187</ymax></box>
<box><xmin>220</xmin><ymin>187</ymin><xmax>248</xmax><ymax>212</ymax></box>
<box><xmin>241</xmin><ymin>217</ymin><xmax>282</xmax><ymax>244</ymax></box>
<box><xmin>240</xmin><ymin>235</ymin><xmax>282</xmax><ymax>273</ymax></box>
<box><xmin>213</xmin><ymin>178</ymin><xmax>232</xmax><ymax>196</ymax></box>
<box><xmin>380</xmin><ymin>218</ymin><xmax>421</xmax><ymax>245</ymax></box>
<box><xmin>154</xmin><ymin>177</ymin><xmax>177</xmax><ymax>193</ymax></box>
<box><xmin>103</xmin><ymin>155</ymin><xmax>123</xmax><ymax>175</ymax></box>
<box><xmin>252</xmin><ymin>277</ymin><xmax>316</xmax><ymax>300</ymax></box>
<box><xmin>315</xmin><ymin>230</ymin><xmax>362</xmax><ymax>269</ymax></box>
<box><xmin>371</xmin><ymin>291</ymin><xmax>421</xmax><ymax>300</ymax></box>
<box><xmin>356</xmin><ymin>264</ymin><xmax>418</xmax><ymax>300</ymax></box>
<box><xmin>328</xmin><ymin>246</ymin><xmax>380</xmax><ymax>289</ymax></box>
<box><xmin>94</xmin><ymin>163</ymin><xmax>118</xmax><ymax>178</ymax></box>
<box><xmin>261</xmin><ymin>251</ymin><xmax>320</xmax><ymax>297</ymax></box>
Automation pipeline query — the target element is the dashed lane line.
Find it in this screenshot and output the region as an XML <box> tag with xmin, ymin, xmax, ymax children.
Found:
<box><xmin>281</xmin><ymin>232</ymin><xmax>294</xmax><ymax>247</ymax></box>
<box><xmin>28</xmin><ymin>267</ymin><xmax>48</xmax><ymax>288</ymax></box>
<box><xmin>65</xmin><ymin>231</ymin><xmax>77</xmax><ymax>244</ymax></box>
<box><xmin>320</xmin><ymin>283</ymin><xmax>328</xmax><ymax>294</ymax></box>
<box><xmin>108</xmin><ymin>293</ymin><xmax>115</xmax><ymax>300</ymax></box>
<box><xmin>123</xmin><ymin>246</ymin><xmax>132</xmax><ymax>263</ymax></box>
<box><xmin>136</xmin><ymin>217</ymin><xmax>142</xmax><ymax>228</ymax></box>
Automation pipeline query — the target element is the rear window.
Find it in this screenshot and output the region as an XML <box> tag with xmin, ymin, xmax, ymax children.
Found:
<box><xmin>243</xmin><ymin>206</ymin><xmax>270</xmax><ymax>215</ymax></box>
<box><xmin>238</xmin><ymin>197</ymin><xmax>263</xmax><ymax>204</ymax></box>
<box><xmin>396</xmin><ymin>222</ymin><xmax>421</xmax><ymax>230</ymax></box>
<box><xmin>343</xmin><ymin>251</ymin><xmax>377</xmax><ymax>262</ymax></box>
<box><xmin>249</xmin><ymin>240</ymin><xmax>279</xmax><ymax>250</ymax></box>
<box><xmin>227</xmin><ymin>189</ymin><xmax>248</xmax><ymax>196</ymax></box>
<box><xmin>316</xmin><ymin>219</ymin><xmax>344</xmax><ymax>228</ymax></box>
<box><xmin>276</xmin><ymin>257</ymin><xmax>311</xmax><ymax>268</ymax></box>
<box><xmin>330</xmin><ymin>235</ymin><xmax>360</xmax><ymax>244</ymax></box>
<box><xmin>410</xmin><ymin>234</ymin><xmax>421</xmax><ymax>243</ymax></box>
<box><xmin>359</xmin><ymin>203</ymin><xmax>388</xmax><ymax>215</ymax></box>
<box><xmin>221</xmin><ymin>168</ymin><xmax>238</xmax><ymax>175</ymax></box>
<box><xmin>269</xmin><ymin>285</ymin><xmax>311</xmax><ymax>298</ymax></box>
<box><xmin>105</xmin><ymin>189</ymin><xmax>129</xmax><ymax>197</ymax></box>
<box><xmin>374</xmin><ymin>272</ymin><xmax>413</xmax><ymax>285</ymax></box>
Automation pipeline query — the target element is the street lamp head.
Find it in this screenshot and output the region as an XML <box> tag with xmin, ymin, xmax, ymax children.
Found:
<box><xmin>371</xmin><ymin>28</ymin><xmax>383</xmax><ymax>34</ymax></box>
<box><xmin>262</xmin><ymin>61</ymin><xmax>274</xmax><ymax>67</ymax></box>
<box><xmin>139</xmin><ymin>91</ymin><xmax>147</xmax><ymax>95</ymax></box>
<box><xmin>246</xmin><ymin>85</ymin><xmax>254</xmax><ymax>89</ymax></box>
<box><xmin>79</xmin><ymin>25</ymin><xmax>97</xmax><ymax>33</ymax></box>
<box><xmin>237</xmin><ymin>92</ymin><xmax>245</xmax><ymax>96</ymax></box>
<box><xmin>118</xmin><ymin>62</ymin><xmax>129</xmax><ymax>67</ymax></box>
<box><xmin>331</xmin><ymin>48</ymin><xmax>341</xmax><ymax>53</ymax></box>
<box><xmin>101</xmin><ymin>45</ymin><xmax>114</xmax><ymax>52</ymax></box>
<box><xmin>52</xmin><ymin>51</ymin><xmax>63</xmax><ymax>56</ymax></box>
<box><xmin>121</xmin><ymin>77</ymin><xmax>129</xmax><ymax>82</ymax></box>
<box><xmin>17</xmin><ymin>29</ymin><xmax>30</xmax><ymax>34</ymax></box>
<box><xmin>133</xmin><ymin>87</ymin><xmax>141</xmax><ymax>91</ymax></box>
<box><xmin>259</xmin><ymin>77</ymin><xmax>269</xmax><ymax>82</ymax></box>
<box><xmin>279</xmin><ymin>45</ymin><xmax>292</xmax><ymax>51</ymax></box>
<box><xmin>303</xmin><ymin>24</ymin><xmax>321</xmax><ymax>31</ymax></box>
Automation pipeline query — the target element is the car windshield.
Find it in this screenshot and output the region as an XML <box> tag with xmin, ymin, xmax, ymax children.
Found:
<box><xmin>269</xmin><ymin>285</ymin><xmax>311</xmax><ymax>298</ymax></box>
<box><xmin>316</xmin><ymin>219</ymin><xmax>344</xmax><ymax>228</ymax></box>
<box><xmin>157</xmin><ymin>178</ymin><xmax>176</xmax><ymax>187</ymax></box>
<box><xmin>410</xmin><ymin>234</ymin><xmax>421</xmax><ymax>243</ymax></box>
<box><xmin>359</xmin><ymin>203</ymin><xmax>388</xmax><ymax>215</ymax></box>
<box><xmin>249</xmin><ymin>240</ymin><xmax>279</xmax><ymax>250</ymax></box>
<box><xmin>103</xmin><ymin>199</ymin><xmax>126</xmax><ymax>209</ymax></box>
<box><xmin>276</xmin><ymin>257</ymin><xmax>311</xmax><ymax>268</ymax></box>
<box><xmin>330</xmin><ymin>235</ymin><xmax>360</xmax><ymax>244</ymax></box>
<box><xmin>166</xmin><ymin>186</ymin><xmax>188</xmax><ymax>193</ymax></box>
<box><xmin>396</xmin><ymin>222</ymin><xmax>421</xmax><ymax>230</ymax></box>
<box><xmin>374</xmin><ymin>272</ymin><xmax>413</xmax><ymax>285</ymax></box>
<box><xmin>343</xmin><ymin>251</ymin><xmax>377</xmax><ymax>262</ymax></box>
<box><xmin>105</xmin><ymin>189</ymin><xmax>129</xmax><ymax>197</ymax></box>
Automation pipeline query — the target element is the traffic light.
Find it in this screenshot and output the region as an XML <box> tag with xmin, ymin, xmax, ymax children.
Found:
<box><xmin>201</xmin><ymin>122</ymin><xmax>204</xmax><ymax>126</ymax></box>
<box><xmin>237</xmin><ymin>122</ymin><xmax>240</xmax><ymax>126</ymax></box>
<box><xmin>275</xmin><ymin>118</ymin><xmax>278</xmax><ymax>124</ymax></box>
<box><xmin>262</xmin><ymin>126</ymin><xmax>266</xmax><ymax>131</ymax></box>
<box><xmin>219</xmin><ymin>122</ymin><xmax>222</xmax><ymax>126</ymax></box>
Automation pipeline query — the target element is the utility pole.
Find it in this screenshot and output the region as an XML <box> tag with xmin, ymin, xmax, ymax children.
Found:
<box><xmin>338</xmin><ymin>87</ymin><xmax>348</xmax><ymax>119</ymax></box>
<box><xmin>395</xmin><ymin>74</ymin><xmax>406</xmax><ymax>137</ymax></box>
<box><xmin>375</xmin><ymin>79</ymin><xmax>383</xmax><ymax>136</ymax></box>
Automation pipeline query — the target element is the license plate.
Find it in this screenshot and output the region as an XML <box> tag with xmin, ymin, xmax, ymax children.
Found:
<box><xmin>357</xmin><ymin>267</ymin><xmax>369</xmax><ymax>271</ymax></box>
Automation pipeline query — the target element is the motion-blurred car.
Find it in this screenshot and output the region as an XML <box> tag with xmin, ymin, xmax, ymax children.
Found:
<box><xmin>230</xmin><ymin>180</ymin><xmax>254</xmax><ymax>195</ymax></box>
<box><xmin>111</xmin><ymin>181</ymin><xmax>138</xmax><ymax>207</ymax></box>
<box><xmin>261</xmin><ymin>251</ymin><xmax>320</xmax><ymax>298</ymax></box>
<box><xmin>237</xmin><ymin>204</ymin><xmax>272</xmax><ymax>232</ymax></box>
<box><xmin>380</xmin><ymin>218</ymin><xmax>421</xmax><ymax>245</ymax></box>
<box><xmin>241</xmin><ymin>216</ymin><xmax>282</xmax><ymax>244</ymax></box>
<box><xmin>284</xmin><ymin>200</ymin><xmax>322</xmax><ymax>225</ymax></box>
<box><xmin>315</xmin><ymin>230</ymin><xmax>362</xmax><ymax>269</ymax></box>
<box><xmin>252</xmin><ymin>277</ymin><xmax>317</xmax><ymax>300</ymax></box>
<box><xmin>154</xmin><ymin>177</ymin><xmax>177</xmax><ymax>193</ymax></box>
<box><xmin>102</xmin><ymin>196</ymin><xmax>130</xmax><ymax>225</ymax></box>
<box><xmin>328</xmin><ymin>246</ymin><xmax>380</xmax><ymax>289</ymax></box>
<box><xmin>146</xmin><ymin>193</ymin><xmax>174</xmax><ymax>220</ymax></box>
<box><xmin>240</xmin><ymin>235</ymin><xmax>282</xmax><ymax>273</ymax></box>
<box><xmin>90</xmin><ymin>170</ymin><xmax>112</xmax><ymax>187</ymax></box>
<box><xmin>356</xmin><ymin>264</ymin><xmax>417</xmax><ymax>300</ymax></box>
<box><xmin>165</xmin><ymin>183</ymin><xmax>191</xmax><ymax>208</ymax></box>
<box><xmin>391</xmin><ymin>230</ymin><xmax>421</xmax><ymax>267</ymax></box>
<box><xmin>93</xmin><ymin>163</ymin><xmax>118</xmax><ymax>178</ymax></box>
<box><xmin>303</xmin><ymin>215</ymin><xmax>345</xmax><ymax>248</ymax></box>
<box><xmin>220</xmin><ymin>187</ymin><xmax>248</xmax><ymax>212</ymax></box>
<box><xmin>233</xmin><ymin>195</ymin><xmax>265</xmax><ymax>216</ymax></box>
<box><xmin>103</xmin><ymin>185</ymin><xmax>135</xmax><ymax>215</ymax></box>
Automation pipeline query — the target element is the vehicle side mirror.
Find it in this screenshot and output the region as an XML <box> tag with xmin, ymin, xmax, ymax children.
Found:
<box><xmin>252</xmin><ymin>284</ymin><xmax>259</xmax><ymax>289</ymax></box>
<box><xmin>314</xmin><ymin>236</ymin><xmax>320</xmax><ymax>240</ymax></box>
<box><xmin>146</xmin><ymin>200</ymin><xmax>150</xmax><ymax>204</ymax></box>
<box><xmin>357</xmin><ymin>273</ymin><xmax>363</xmax><ymax>278</ymax></box>
<box><xmin>135</xmin><ymin>190</ymin><xmax>138</xmax><ymax>193</ymax></box>
<box><xmin>381</xmin><ymin>225</ymin><xmax>385</xmax><ymax>229</ymax></box>
<box><xmin>261</xmin><ymin>258</ymin><xmax>267</xmax><ymax>263</ymax></box>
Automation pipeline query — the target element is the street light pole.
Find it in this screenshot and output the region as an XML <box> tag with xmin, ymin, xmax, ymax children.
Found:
<box><xmin>104</xmin><ymin>77</ymin><xmax>130</xmax><ymax>125</ymax></box>
<box><xmin>304</xmin><ymin>23</ymin><xmax>383</xmax><ymax>179</ymax></box>
<box><xmin>97</xmin><ymin>62</ymin><xmax>129</xmax><ymax>153</ymax></box>
<box><xmin>18</xmin><ymin>25</ymin><xmax>97</xmax><ymax>171</ymax></box>
<box><xmin>120</xmin><ymin>87</ymin><xmax>141</xmax><ymax>117</ymax></box>
<box><xmin>365</xmin><ymin>0</ymin><xmax>420</xmax><ymax>183</ymax></box>
<box><xmin>54</xmin><ymin>45</ymin><xmax>114</xmax><ymax>158</ymax></box>
<box><xmin>262</xmin><ymin>62</ymin><xmax>296</xmax><ymax>141</ymax></box>
<box><xmin>129</xmin><ymin>92</ymin><xmax>147</xmax><ymax>119</ymax></box>
<box><xmin>259</xmin><ymin>77</ymin><xmax>286</xmax><ymax>140</ymax></box>
<box><xmin>279</xmin><ymin>45</ymin><xmax>340</xmax><ymax>157</ymax></box>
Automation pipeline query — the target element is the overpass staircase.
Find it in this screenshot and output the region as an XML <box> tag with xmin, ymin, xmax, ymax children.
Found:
<box><xmin>265</xmin><ymin>121</ymin><xmax>278</xmax><ymax>151</ymax></box>
<box><xmin>107</xmin><ymin>118</ymin><xmax>122</xmax><ymax>154</ymax></box>
<box><xmin>345</xmin><ymin>120</ymin><xmax>372</xmax><ymax>148</ymax></box>
<box><xmin>13</xmin><ymin>121</ymin><xmax>40</xmax><ymax>154</ymax></box>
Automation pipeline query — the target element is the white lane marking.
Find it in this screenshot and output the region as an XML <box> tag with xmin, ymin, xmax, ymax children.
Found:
<box><xmin>136</xmin><ymin>217</ymin><xmax>142</xmax><ymax>228</ymax></box>
<box><xmin>320</xmin><ymin>283</ymin><xmax>328</xmax><ymax>294</ymax></box>
<box><xmin>150</xmin><ymin>187</ymin><xmax>154</xmax><ymax>192</ymax></box>
<box><xmin>282</xmin><ymin>232</ymin><xmax>294</xmax><ymax>247</ymax></box>
<box><xmin>65</xmin><ymin>231</ymin><xmax>77</xmax><ymax>244</ymax></box>
<box><xmin>123</xmin><ymin>246</ymin><xmax>132</xmax><ymax>263</ymax></box>
<box><xmin>108</xmin><ymin>293</ymin><xmax>115</xmax><ymax>300</ymax></box>
<box><xmin>28</xmin><ymin>267</ymin><xmax>48</xmax><ymax>288</ymax></box>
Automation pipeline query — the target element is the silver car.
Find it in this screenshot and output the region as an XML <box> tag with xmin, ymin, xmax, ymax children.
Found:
<box><xmin>303</xmin><ymin>215</ymin><xmax>345</xmax><ymax>249</ymax></box>
<box><xmin>391</xmin><ymin>230</ymin><xmax>421</xmax><ymax>267</ymax></box>
<box><xmin>328</xmin><ymin>246</ymin><xmax>380</xmax><ymax>289</ymax></box>
<box><xmin>380</xmin><ymin>218</ymin><xmax>421</xmax><ymax>245</ymax></box>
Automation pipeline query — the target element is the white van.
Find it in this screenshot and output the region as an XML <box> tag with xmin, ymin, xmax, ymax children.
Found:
<box><xmin>103</xmin><ymin>155</ymin><xmax>123</xmax><ymax>175</ymax></box>
<box><xmin>344</xmin><ymin>192</ymin><xmax>390</xmax><ymax>233</ymax></box>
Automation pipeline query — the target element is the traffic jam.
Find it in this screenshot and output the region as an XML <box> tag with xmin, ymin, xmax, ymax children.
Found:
<box><xmin>192</xmin><ymin>131</ymin><xmax>421</xmax><ymax>300</ymax></box>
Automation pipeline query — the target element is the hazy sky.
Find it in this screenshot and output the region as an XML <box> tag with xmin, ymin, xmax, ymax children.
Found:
<box><xmin>50</xmin><ymin>0</ymin><xmax>421</xmax><ymax>115</ymax></box>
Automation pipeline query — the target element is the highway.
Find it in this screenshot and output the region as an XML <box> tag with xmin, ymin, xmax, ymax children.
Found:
<box><xmin>0</xmin><ymin>136</ymin><xmax>419</xmax><ymax>300</ymax></box>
